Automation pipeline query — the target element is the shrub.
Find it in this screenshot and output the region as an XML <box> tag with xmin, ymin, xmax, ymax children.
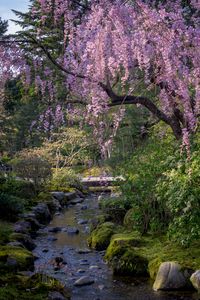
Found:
<box><xmin>118</xmin><ymin>126</ymin><xmax>177</xmax><ymax>234</ymax></box>
<box><xmin>50</xmin><ymin>168</ymin><xmax>82</xmax><ymax>191</ymax></box>
<box><xmin>156</xmin><ymin>145</ymin><xmax>200</xmax><ymax>246</ymax></box>
<box><xmin>0</xmin><ymin>193</ymin><xmax>24</xmax><ymax>221</ymax></box>
<box><xmin>99</xmin><ymin>196</ymin><xmax>131</xmax><ymax>223</ymax></box>
<box><xmin>13</xmin><ymin>154</ymin><xmax>52</xmax><ymax>192</ymax></box>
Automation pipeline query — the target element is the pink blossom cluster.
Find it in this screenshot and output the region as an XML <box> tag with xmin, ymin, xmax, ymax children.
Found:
<box><xmin>1</xmin><ymin>0</ymin><xmax>200</xmax><ymax>153</ymax></box>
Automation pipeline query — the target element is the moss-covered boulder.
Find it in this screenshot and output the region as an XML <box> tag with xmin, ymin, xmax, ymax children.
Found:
<box><xmin>88</xmin><ymin>222</ymin><xmax>116</xmax><ymax>250</ymax></box>
<box><xmin>90</xmin><ymin>214</ymin><xmax>111</xmax><ymax>231</ymax></box>
<box><xmin>105</xmin><ymin>233</ymin><xmax>148</xmax><ymax>276</ymax></box>
<box><xmin>0</xmin><ymin>246</ymin><xmax>34</xmax><ymax>271</ymax></box>
<box><xmin>10</xmin><ymin>233</ymin><xmax>36</xmax><ymax>250</ymax></box>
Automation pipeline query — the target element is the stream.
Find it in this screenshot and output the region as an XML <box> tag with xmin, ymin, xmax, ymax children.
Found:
<box><xmin>33</xmin><ymin>193</ymin><xmax>199</xmax><ymax>300</ymax></box>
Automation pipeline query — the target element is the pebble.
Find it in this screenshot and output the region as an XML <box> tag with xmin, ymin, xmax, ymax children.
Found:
<box><xmin>76</xmin><ymin>249</ymin><xmax>92</xmax><ymax>254</ymax></box>
<box><xmin>74</xmin><ymin>276</ymin><xmax>94</xmax><ymax>287</ymax></box>
<box><xmin>77</xmin><ymin>269</ymin><xmax>86</xmax><ymax>274</ymax></box>
<box><xmin>67</xmin><ymin>227</ymin><xmax>79</xmax><ymax>234</ymax></box>
<box><xmin>89</xmin><ymin>265</ymin><xmax>99</xmax><ymax>270</ymax></box>
<box><xmin>78</xmin><ymin>219</ymin><xmax>88</xmax><ymax>225</ymax></box>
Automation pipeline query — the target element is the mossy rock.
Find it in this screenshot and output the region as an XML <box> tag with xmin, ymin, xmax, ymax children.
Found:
<box><xmin>9</xmin><ymin>233</ymin><xmax>36</xmax><ymax>250</ymax></box>
<box><xmin>105</xmin><ymin>233</ymin><xmax>149</xmax><ymax>276</ymax></box>
<box><xmin>0</xmin><ymin>273</ymin><xmax>71</xmax><ymax>300</ymax></box>
<box><xmin>0</xmin><ymin>246</ymin><xmax>34</xmax><ymax>271</ymax></box>
<box><xmin>88</xmin><ymin>222</ymin><xmax>116</xmax><ymax>250</ymax></box>
<box><xmin>90</xmin><ymin>214</ymin><xmax>111</xmax><ymax>231</ymax></box>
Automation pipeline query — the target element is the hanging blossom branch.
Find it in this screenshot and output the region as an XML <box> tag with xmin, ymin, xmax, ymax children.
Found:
<box><xmin>1</xmin><ymin>0</ymin><xmax>200</xmax><ymax>155</ymax></box>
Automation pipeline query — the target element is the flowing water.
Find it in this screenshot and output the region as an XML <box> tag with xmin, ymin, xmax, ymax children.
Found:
<box><xmin>33</xmin><ymin>194</ymin><xmax>199</xmax><ymax>300</ymax></box>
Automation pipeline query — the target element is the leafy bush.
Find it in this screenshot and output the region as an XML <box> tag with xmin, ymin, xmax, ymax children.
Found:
<box><xmin>99</xmin><ymin>196</ymin><xmax>131</xmax><ymax>223</ymax></box>
<box><xmin>156</xmin><ymin>145</ymin><xmax>200</xmax><ymax>246</ymax></box>
<box><xmin>0</xmin><ymin>193</ymin><xmax>24</xmax><ymax>221</ymax></box>
<box><xmin>12</xmin><ymin>152</ymin><xmax>52</xmax><ymax>192</ymax></box>
<box><xmin>118</xmin><ymin>126</ymin><xmax>177</xmax><ymax>234</ymax></box>
<box><xmin>0</xmin><ymin>176</ymin><xmax>35</xmax><ymax>199</ymax></box>
<box><xmin>50</xmin><ymin>168</ymin><xmax>82</xmax><ymax>191</ymax></box>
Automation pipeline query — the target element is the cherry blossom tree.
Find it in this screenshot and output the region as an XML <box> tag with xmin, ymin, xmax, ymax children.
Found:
<box><xmin>1</xmin><ymin>0</ymin><xmax>200</xmax><ymax>151</ymax></box>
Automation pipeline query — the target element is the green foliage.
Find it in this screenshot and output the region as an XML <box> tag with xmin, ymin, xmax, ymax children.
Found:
<box><xmin>118</xmin><ymin>125</ymin><xmax>177</xmax><ymax>234</ymax></box>
<box><xmin>156</xmin><ymin>138</ymin><xmax>200</xmax><ymax>246</ymax></box>
<box><xmin>50</xmin><ymin>168</ymin><xmax>82</xmax><ymax>191</ymax></box>
<box><xmin>99</xmin><ymin>196</ymin><xmax>131</xmax><ymax>223</ymax></box>
<box><xmin>13</xmin><ymin>153</ymin><xmax>52</xmax><ymax>192</ymax></box>
<box><xmin>0</xmin><ymin>222</ymin><xmax>13</xmax><ymax>245</ymax></box>
<box><xmin>0</xmin><ymin>193</ymin><xmax>24</xmax><ymax>221</ymax></box>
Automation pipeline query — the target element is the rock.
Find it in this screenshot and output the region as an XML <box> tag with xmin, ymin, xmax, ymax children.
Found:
<box><xmin>10</xmin><ymin>233</ymin><xmax>36</xmax><ymax>251</ymax></box>
<box><xmin>32</xmin><ymin>203</ymin><xmax>52</xmax><ymax>224</ymax></box>
<box><xmin>78</xmin><ymin>219</ymin><xmax>88</xmax><ymax>225</ymax></box>
<box><xmin>25</xmin><ymin>217</ymin><xmax>43</xmax><ymax>231</ymax></box>
<box><xmin>55</xmin><ymin>212</ymin><xmax>61</xmax><ymax>216</ymax></box>
<box><xmin>69</xmin><ymin>198</ymin><xmax>84</xmax><ymax>205</ymax></box>
<box><xmin>88</xmin><ymin>222</ymin><xmax>115</xmax><ymax>251</ymax></box>
<box><xmin>65</xmin><ymin>192</ymin><xmax>77</xmax><ymax>201</ymax></box>
<box><xmin>76</xmin><ymin>190</ymin><xmax>85</xmax><ymax>198</ymax></box>
<box><xmin>74</xmin><ymin>276</ymin><xmax>94</xmax><ymax>286</ymax></box>
<box><xmin>6</xmin><ymin>257</ymin><xmax>18</xmax><ymax>269</ymax></box>
<box><xmin>153</xmin><ymin>262</ymin><xmax>192</xmax><ymax>291</ymax></box>
<box><xmin>7</xmin><ymin>241</ymin><xmax>25</xmax><ymax>248</ymax></box>
<box><xmin>48</xmin><ymin>291</ymin><xmax>66</xmax><ymax>300</ymax></box>
<box><xmin>89</xmin><ymin>265</ymin><xmax>99</xmax><ymax>270</ymax></box>
<box><xmin>190</xmin><ymin>270</ymin><xmax>200</xmax><ymax>292</ymax></box>
<box><xmin>79</xmin><ymin>259</ymin><xmax>88</xmax><ymax>263</ymax></box>
<box><xmin>47</xmin><ymin>199</ymin><xmax>62</xmax><ymax>214</ymax></box>
<box><xmin>76</xmin><ymin>249</ymin><xmax>92</xmax><ymax>254</ymax></box>
<box><xmin>49</xmin><ymin>227</ymin><xmax>62</xmax><ymax>233</ymax></box>
<box><xmin>14</xmin><ymin>220</ymin><xmax>32</xmax><ymax>234</ymax></box>
<box><xmin>42</xmin><ymin>249</ymin><xmax>49</xmax><ymax>253</ymax></box>
<box><xmin>0</xmin><ymin>245</ymin><xmax>34</xmax><ymax>271</ymax></box>
<box><xmin>80</xmin><ymin>262</ymin><xmax>89</xmax><ymax>266</ymax></box>
<box><xmin>47</xmin><ymin>236</ymin><xmax>58</xmax><ymax>242</ymax></box>
<box><xmin>77</xmin><ymin>269</ymin><xmax>86</xmax><ymax>274</ymax></box>
<box><xmin>67</xmin><ymin>227</ymin><xmax>79</xmax><ymax>234</ymax></box>
<box><xmin>51</xmin><ymin>192</ymin><xmax>65</xmax><ymax>202</ymax></box>
<box><xmin>80</xmin><ymin>205</ymin><xmax>88</xmax><ymax>210</ymax></box>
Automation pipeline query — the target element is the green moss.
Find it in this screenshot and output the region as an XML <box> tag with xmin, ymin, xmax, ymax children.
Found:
<box><xmin>105</xmin><ymin>232</ymin><xmax>148</xmax><ymax>275</ymax></box>
<box><xmin>88</xmin><ymin>222</ymin><xmax>116</xmax><ymax>250</ymax></box>
<box><xmin>0</xmin><ymin>222</ymin><xmax>13</xmax><ymax>245</ymax></box>
<box><xmin>0</xmin><ymin>273</ymin><xmax>71</xmax><ymax>300</ymax></box>
<box><xmin>0</xmin><ymin>246</ymin><xmax>34</xmax><ymax>271</ymax></box>
<box><xmin>105</xmin><ymin>232</ymin><xmax>200</xmax><ymax>277</ymax></box>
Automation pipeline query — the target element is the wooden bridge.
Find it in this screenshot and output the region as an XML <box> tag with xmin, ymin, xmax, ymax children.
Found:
<box><xmin>81</xmin><ymin>176</ymin><xmax>125</xmax><ymax>188</ymax></box>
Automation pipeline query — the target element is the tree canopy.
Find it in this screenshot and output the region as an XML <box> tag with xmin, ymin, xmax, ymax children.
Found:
<box><xmin>1</xmin><ymin>0</ymin><xmax>200</xmax><ymax>153</ymax></box>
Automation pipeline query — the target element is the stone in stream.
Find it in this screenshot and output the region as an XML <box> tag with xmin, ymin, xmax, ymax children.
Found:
<box><xmin>89</xmin><ymin>265</ymin><xmax>100</xmax><ymax>270</ymax></box>
<box><xmin>67</xmin><ymin>227</ymin><xmax>79</xmax><ymax>234</ymax></box>
<box><xmin>80</xmin><ymin>205</ymin><xmax>88</xmax><ymax>210</ymax></box>
<box><xmin>76</xmin><ymin>249</ymin><xmax>92</xmax><ymax>254</ymax></box>
<box><xmin>77</xmin><ymin>269</ymin><xmax>86</xmax><ymax>274</ymax></box>
<box><xmin>49</xmin><ymin>226</ymin><xmax>62</xmax><ymax>233</ymax></box>
<box><xmin>47</xmin><ymin>236</ymin><xmax>58</xmax><ymax>242</ymax></box>
<box><xmin>51</xmin><ymin>192</ymin><xmax>65</xmax><ymax>202</ymax></box>
<box><xmin>32</xmin><ymin>203</ymin><xmax>52</xmax><ymax>224</ymax></box>
<box><xmin>74</xmin><ymin>276</ymin><xmax>94</xmax><ymax>287</ymax></box>
<box><xmin>70</xmin><ymin>198</ymin><xmax>84</xmax><ymax>205</ymax></box>
<box><xmin>48</xmin><ymin>291</ymin><xmax>67</xmax><ymax>300</ymax></box>
<box><xmin>14</xmin><ymin>220</ymin><xmax>32</xmax><ymax>234</ymax></box>
<box><xmin>78</xmin><ymin>219</ymin><xmax>88</xmax><ymax>225</ymax></box>
<box><xmin>42</xmin><ymin>249</ymin><xmax>49</xmax><ymax>253</ymax></box>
